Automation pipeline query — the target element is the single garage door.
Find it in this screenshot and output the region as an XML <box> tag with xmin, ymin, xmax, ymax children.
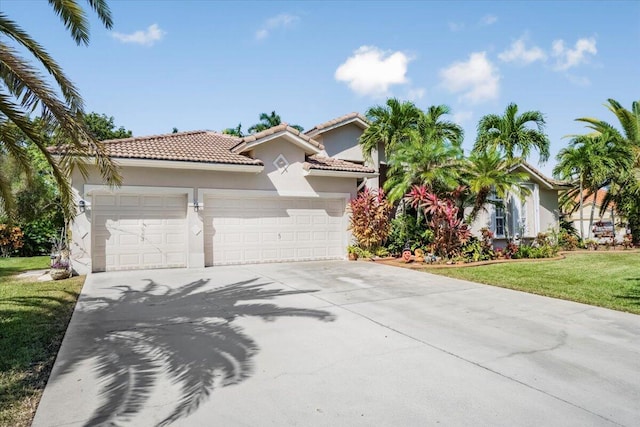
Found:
<box><xmin>203</xmin><ymin>195</ymin><xmax>347</xmax><ymax>266</ymax></box>
<box><xmin>92</xmin><ymin>193</ymin><xmax>188</xmax><ymax>272</ymax></box>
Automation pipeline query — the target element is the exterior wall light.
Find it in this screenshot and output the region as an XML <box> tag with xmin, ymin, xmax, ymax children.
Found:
<box><xmin>78</xmin><ymin>199</ymin><xmax>86</xmax><ymax>212</ymax></box>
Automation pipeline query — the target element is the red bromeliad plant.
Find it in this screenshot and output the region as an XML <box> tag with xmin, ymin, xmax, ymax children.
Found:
<box><xmin>348</xmin><ymin>188</ymin><xmax>393</xmax><ymax>251</ymax></box>
<box><xmin>405</xmin><ymin>185</ymin><xmax>471</xmax><ymax>258</ymax></box>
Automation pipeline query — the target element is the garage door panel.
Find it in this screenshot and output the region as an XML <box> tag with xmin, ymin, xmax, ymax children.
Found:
<box><xmin>92</xmin><ymin>194</ymin><xmax>187</xmax><ymax>272</ymax></box>
<box><xmin>204</xmin><ymin>196</ymin><xmax>346</xmax><ymax>266</ymax></box>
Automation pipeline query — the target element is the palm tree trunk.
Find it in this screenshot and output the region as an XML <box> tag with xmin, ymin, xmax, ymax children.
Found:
<box><xmin>579</xmin><ymin>180</ymin><xmax>584</xmax><ymax>240</ymax></box>
<box><xmin>588</xmin><ymin>192</ymin><xmax>596</xmax><ymax>239</ymax></box>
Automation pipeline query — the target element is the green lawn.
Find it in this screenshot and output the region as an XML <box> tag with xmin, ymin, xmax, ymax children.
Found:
<box><xmin>429</xmin><ymin>252</ymin><xmax>640</xmax><ymax>315</ymax></box>
<box><xmin>0</xmin><ymin>256</ymin><xmax>84</xmax><ymax>427</ymax></box>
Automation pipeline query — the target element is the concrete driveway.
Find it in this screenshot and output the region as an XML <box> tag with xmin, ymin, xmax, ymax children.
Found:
<box><xmin>33</xmin><ymin>261</ymin><xmax>640</xmax><ymax>426</ymax></box>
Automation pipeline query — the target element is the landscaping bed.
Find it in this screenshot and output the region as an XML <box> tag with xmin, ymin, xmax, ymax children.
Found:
<box><xmin>0</xmin><ymin>256</ymin><xmax>84</xmax><ymax>427</ymax></box>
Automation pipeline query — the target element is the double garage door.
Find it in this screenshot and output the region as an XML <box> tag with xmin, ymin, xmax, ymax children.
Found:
<box><xmin>203</xmin><ymin>195</ymin><xmax>346</xmax><ymax>266</ymax></box>
<box><xmin>91</xmin><ymin>192</ymin><xmax>346</xmax><ymax>271</ymax></box>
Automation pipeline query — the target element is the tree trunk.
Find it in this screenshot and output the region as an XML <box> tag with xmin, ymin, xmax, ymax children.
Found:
<box><xmin>579</xmin><ymin>180</ymin><xmax>584</xmax><ymax>240</ymax></box>
<box><xmin>588</xmin><ymin>191</ymin><xmax>596</xmax><ymax>239</ymax></box>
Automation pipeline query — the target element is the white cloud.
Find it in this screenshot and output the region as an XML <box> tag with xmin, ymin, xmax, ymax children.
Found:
<box><xmin>480</xmin><ymin>14</ymin><xmax>498</xmax><ymax>26</ymax></box>
<box><xmin>112</xmin><ymin>24</ymin><xmax>165</xmax><ymax>46</ymax></box>
<box><xmin>255</xmin><ymin>13</ymin><xmax>299</xmax><ymax>40</ymax></box>
<box><xmin>498</xmin><ymin>38</ymin><xmax>547</xmax><ymax>65</ymax></box>
<box><xmin>439</xmin><ymin>52</ymin><xmax>500</xmax><ymax>104</ymax></box>
<box><xmin>452</xmin><ymin>110</ymin><xmax>473</xmax><ymax>125</ymax></box>
<box><xmin>552</xmin><ymin>37</ymin><xmax>597</xmax><ymax>71</ymax></box>
<box><xmin>448</xmin><ymin>22</ymin><xmax>465</xmax><ymax>32</ymax></box>
<box><xmin>335</xmin><ymin>46</ymin><xmax>412</xmax><ymax>97</ymax></box>
<box><xmin>406</xmin><ymin>87</ymin><xmax>426</xmax><ymax>101</ymax></box>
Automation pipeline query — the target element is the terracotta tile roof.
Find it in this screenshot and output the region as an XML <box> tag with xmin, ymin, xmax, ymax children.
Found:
<box><xmin>305</xmin><ymin>112</ymin><xmax>369</xmax><ymax>136</ymax></box>
<box><xmin>50</xmin><ymin>131</ymin><xmax>263</xmax><ymax>165</ymax></box>
<box><xmin>303</xmin><ymin>155</ymin><xmax>375</xmax><ymax>173</ymax></box>
<box><xmin>574</xmin><ymin>189</ymin><xmax>610</xmax><ymax>206</ymax></box>
<box><xmin>232</xmin><ymin>123</ymin><xmax>324</xmax><ymax>152</ymax></box>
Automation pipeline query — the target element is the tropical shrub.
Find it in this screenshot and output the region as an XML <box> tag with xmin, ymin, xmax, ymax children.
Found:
<box><xmin>0</xmin><ymin>224</ymin><xmax>24</xmax><ymax>257</ymax></box>
<box><xmin>386</xmin><ymin>213</ymin><xmax>434</xmax><ymax>255</ymax></box>
<box><xmin>348</xmin><ymin>188</ymin><xmax>393</xmax><ymax>251</ymax></box>
<box><xmin>405</xmin><ymin>185</ymin><xmax>471</xmax><ymax>258</ymax></box>
<box><xmin>559</xmin><ymin>231</ymin><xmax>579</xmax><ymax>251</ymax></box>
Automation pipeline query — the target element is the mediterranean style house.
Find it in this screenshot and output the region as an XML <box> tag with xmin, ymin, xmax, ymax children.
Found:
<box><xmin>62</xmin><ymin>113</ymin><xmax>563</xmax><ymax>272</ymax></box>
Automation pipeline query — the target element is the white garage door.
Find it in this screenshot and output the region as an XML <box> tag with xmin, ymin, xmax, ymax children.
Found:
<box><xmin>92</xmin><ymin>193</ymin><xmax>188</xmax><ymax>272</ymax></box>
<box><xmin>203</xmin><ymin>195</ymin><xmax>347</xmax><ymax>266</ymax></box>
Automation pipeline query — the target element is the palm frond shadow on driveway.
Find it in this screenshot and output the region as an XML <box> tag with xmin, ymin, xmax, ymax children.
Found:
<box><xmin>54</xmin><ymin>277</ymin><xmax>335</xmax><ymax>426</ymax></box>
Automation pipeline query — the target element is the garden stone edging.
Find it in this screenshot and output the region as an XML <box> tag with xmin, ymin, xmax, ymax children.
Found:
<box><xmin>369</xmin><ymin>248</ymin><xmax>640</xmax><ymax>270</ymax></box>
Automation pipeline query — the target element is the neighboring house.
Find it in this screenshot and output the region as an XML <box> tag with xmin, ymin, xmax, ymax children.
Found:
<box><xmin>62</xmin><ymin>119</ymin><xmax>377</xmax><ymax>273</ymax></box>
<box><xmin>468</xmin><ymin>163</ymin><xmax>566</xmax><ymax>247</ymax></box>
<box><xmin>566</xmin><ymin>189</ymin><xmax>626</xmax><ymax>241</ymax></box>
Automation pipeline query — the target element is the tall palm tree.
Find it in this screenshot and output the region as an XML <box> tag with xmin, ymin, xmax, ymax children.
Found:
<box><xmin>474</xmin><ymin>103</ymin><xmax>550</xmax><ymax>163</ymax></box>
<box><xmin>359</xmin><ymin>98</ymin><xmax>422</xmax><ymax>161</ymax></box>
<box><xmin>577</xmin><ymin>99</ymin><xmax>640</xmax><ymax>178</ymax></box>
<box><xmin>382</xmin><ymin>103</ymin><xmax>464</xmax><ymax>202</ymax></box>
<box><xmin>553</xmin><ymin>137</ymin><xmax>592</xmax><ymax>239</ymax></box>
<box><xmin>462</xmin><ymin>149</ymin><xmax>530</xmax><ymax>223</ymax></box>
<box><xmin>247</xmin><ymin>111</ymin><xmax>303</xmax><ymax>134</ymax></box>
<box><xmin>384</xmin><ymin>136</ymin><xmax>463</xmax><ymax>202</ymax></box>
<box><xmin>579</xmin><ymin>99</ymin><xmax>640</xmax><ymax>243</ymax></box>
<box><xmin>223</xmin><ymin>123</ymin><xmax>244</xmax><ymax>137</ymax></box>
<box><xmin>1</xmin><ymin>1</ymin><xmax>121</xmax><ymax>220</ymax></box>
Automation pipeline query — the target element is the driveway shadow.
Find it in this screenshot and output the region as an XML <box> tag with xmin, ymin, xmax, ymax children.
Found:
<box><xmin>54</xmin><ymin>277</ymin><xmax>335</xmax><ymax>426</ymax></box>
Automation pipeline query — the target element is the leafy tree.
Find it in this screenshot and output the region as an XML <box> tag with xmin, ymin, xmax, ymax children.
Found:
<box><xmin>359</xmin><ymin>98</ymin><xmax>422</xmax><ymax>161</ymax></box>
<box><xmin>0</xmin><ymin>0</ymin><xmax>121</xmax><ymax>220</ymax></box>
<box><xmin>83</xmin><ymin>112</ymin><xmax>132</xmax><ymax>140</ymax></box>
<box><xmin>247</xmin><ymin>111</ymin><xmax>303</xmax><ymax>134</ymax></box>
<box><xmin>474</xmin><ymin>103</ymin><xmax>550</xmax><ymax>163</ymax></box>
<box><xmin>462</xmin><ymin>149</ymin><xmax>530</xmax><ymax>223</ymax></box>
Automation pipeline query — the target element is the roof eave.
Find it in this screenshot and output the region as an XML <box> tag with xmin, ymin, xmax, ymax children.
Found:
<box><xmin>303</xmin><ymin>169</ymin><xmax>378</xmax><ymax>178</ymax></box>
<box><xmin>233</xmin><ymin>131</ymin><xmax>323</xmax><ymax>155</ymax></box>
<box><xmin>305</xmin><ymin>117</ymin><xmax>369</xmax><ymax>137</ymax></box>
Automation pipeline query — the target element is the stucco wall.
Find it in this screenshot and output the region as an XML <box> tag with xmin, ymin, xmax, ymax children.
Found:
<box><xmin>539</xmin><ymin>188</ymin><xmax>559</xmax><ymax>233</ymax></box>
<box><xmin>70</xmin><ymin>137</ymin><xmax>359</xmax><ymax>272</ymax></box>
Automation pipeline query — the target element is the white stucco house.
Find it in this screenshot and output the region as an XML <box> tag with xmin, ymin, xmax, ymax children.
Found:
<box><xmin>468</xmin><ymin>163</ymin><xmax>566</xmax><ymax>246</ymax></box>
<box><xmin>65</xmin><ymin>113</ymin><xmax>378</xmax><ymax>273</ymax></box>
<box><xmin>62</xmin><ymin>112</ymin><xmax>564</xmax><ymax>273</ymax></box>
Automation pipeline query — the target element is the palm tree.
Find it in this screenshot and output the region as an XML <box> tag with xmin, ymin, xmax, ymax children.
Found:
<box><xmin>462</xmin><ymin>149</ymin><xmax>530</xmax><ymax>223</ymax></box>
<box><xmin>359</xmin><ymin>98</ymin><xmax>422</xmax><ymax>161</ymax></box>
<box><xmin>247</xmin><ymin>111</ymin><xmax>303</xmax><ymax>134</ymax></box>
<box><xmin>474</xmin><ymin>103</ymin><xmax>550</xmax><ymax>163</ymax></box>
<box><xmin>223</xmin><ymin>123</ymin><xmax>244</xmax><ymax>137</ymax></box>
<box><xmin>382</xmin><ymin>103</ymin><xmax>464</xmax><ymax>202</ymax></box>
<box><xmin>577</xmin><ymin>99</ymin><xmax>640</xmax><ymax>178</ymax></box>
<box><xmin>554</xmin><ymin>137</ymin><xmax>592</xmax><ymax>239</ymax></box>
<box><xmin>384</xmin><ymin>136</ymin><xmax>463</xmax><ymax>202</ymax></box>
<box><xmin>557</xmin><ymin>133</ymin><xmax>627</xmax><ymax>239</ymax></box>
<box><xmin>1</xmin><ymin>1</ymin><xmax>120</xmax><ymax>220</ymax></box>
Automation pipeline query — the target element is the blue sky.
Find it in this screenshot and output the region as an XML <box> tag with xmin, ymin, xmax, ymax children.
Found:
<box><xmin>4</xmin><ymin>0</ymin><xmax>640</xmax><ymax>176</ymax></box>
